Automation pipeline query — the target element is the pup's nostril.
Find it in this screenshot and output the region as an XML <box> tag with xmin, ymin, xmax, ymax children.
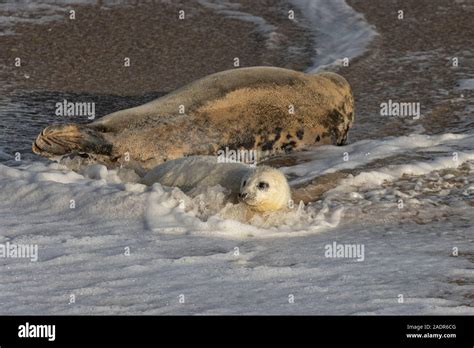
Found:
<box><xmin>239</xmin><ymin>193</ymin><xmax>248</xmax><ymax>199</ymax></box>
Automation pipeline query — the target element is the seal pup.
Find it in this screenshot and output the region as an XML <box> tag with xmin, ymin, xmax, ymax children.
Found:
<box><xmin>142</xmin><ymin>156</ymin><xmax>291</xmax><ymax>212</ymax></box>
<box><xmin>33</xmin><ymin>67</ymin><xmax>354</xmax><ymax>172</ymax></box>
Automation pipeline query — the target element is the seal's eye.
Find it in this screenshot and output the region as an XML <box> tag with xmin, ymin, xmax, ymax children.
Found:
<box><xmin>257</xmin><ymin>181</ymin><xmax>269</xmax><ymax>190</ymax></box>
<box><xmin>242</xmin><ymin>180</ymin><xmax>247</xmax><ymax>187</ymax></box>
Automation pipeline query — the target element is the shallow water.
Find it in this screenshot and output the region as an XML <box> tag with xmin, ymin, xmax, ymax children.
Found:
<box><xmin>0</xmin><ymin>90</ymin><xmax>164</xmax><ymax>164</ymax></box>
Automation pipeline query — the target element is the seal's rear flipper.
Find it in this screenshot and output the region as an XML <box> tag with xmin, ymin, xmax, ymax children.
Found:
<box><xmin>32</xmin><ymin>124</ymin><xmax>113</xmax><ymax>158</ymax></box>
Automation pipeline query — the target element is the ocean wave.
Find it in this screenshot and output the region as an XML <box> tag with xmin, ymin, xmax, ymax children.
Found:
<box><xmin>290</xmin><ymin>0</ymin><xmax>377</xmax><ymax>72</ymax></box>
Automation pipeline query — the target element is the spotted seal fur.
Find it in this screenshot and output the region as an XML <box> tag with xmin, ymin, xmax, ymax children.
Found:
<box><xmin>33</xmin><ymin>66</ymin><xmax>354</xmax><ymax>172</ymax></box>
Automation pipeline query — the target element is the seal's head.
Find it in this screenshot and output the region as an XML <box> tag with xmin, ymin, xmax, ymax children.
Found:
<box><xmin>238</xmin><ymin>166</ymin><xmax>291</xmax><ymax>212</ymax></box>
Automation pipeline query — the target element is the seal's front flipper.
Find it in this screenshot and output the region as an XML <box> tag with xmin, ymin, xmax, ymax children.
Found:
<box><xmin>32</xmin><ymin>124</ymin><xmax>113</xmax><ymax>158</ymax></box>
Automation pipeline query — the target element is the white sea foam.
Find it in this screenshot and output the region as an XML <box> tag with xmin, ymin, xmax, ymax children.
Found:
<box><xmin>198</xmin><ymin>0</ymin><xmax>378</xmax><ymax>68</ymax></box>
<box><xmin>0</xmin><ymin>131</ymin><xmax>473</xmax><ymax>314</ymax></box>
<box><xmin>290</xmin><ymin>0</ymin><xmax>377</xmax><ymax>72</ymax></box>
<box><xmin>283</xmin><ymin>133</ymin><xmax>472</xmax><ymax>185</ymax></box>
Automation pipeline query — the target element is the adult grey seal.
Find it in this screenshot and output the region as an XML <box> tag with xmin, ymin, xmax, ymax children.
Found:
<box><xmin>33</xmin><ymin>66</ymin><xmax>354</xmax><ymax>172</ymax></box>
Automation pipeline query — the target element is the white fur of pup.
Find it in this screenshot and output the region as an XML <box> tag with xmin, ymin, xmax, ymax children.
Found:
<box><xmin>141</xmin><ymin>156</ymin><xmax>291</xmax><ymax>212</ymax></box>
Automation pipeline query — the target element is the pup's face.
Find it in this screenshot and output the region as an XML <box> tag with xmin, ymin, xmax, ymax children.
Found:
<box><xmin>238</xmin><ymin>167</ymin><xmax>291</xmax><ymax>212</ymax></box>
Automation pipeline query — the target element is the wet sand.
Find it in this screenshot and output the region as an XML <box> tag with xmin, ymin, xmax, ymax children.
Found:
<box><xmin>344</xmin><ymin>0</ymin><xmax>474</xmax><ymax>141</ymax></box>
<box><xmin>0</xmin><ymin>0</ymin><xmax>313</xmax><ymax>95</ymax></box>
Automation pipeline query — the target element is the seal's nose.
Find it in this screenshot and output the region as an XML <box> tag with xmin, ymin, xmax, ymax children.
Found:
<box><xmin>239</xmin><ymin>192</ymin><xmax>248</xmax><ymax>199</ymax></box>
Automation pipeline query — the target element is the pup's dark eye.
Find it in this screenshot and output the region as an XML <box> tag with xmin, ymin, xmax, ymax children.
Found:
<box><xmin>257</xmin><ymin>182</ymin><xmax>269</xmax><ymax>190</ymax></box>
<box><xmin>242</xmin><ymin>180</ymin><xmax>247</xmax><ymax>187</ymax></box>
